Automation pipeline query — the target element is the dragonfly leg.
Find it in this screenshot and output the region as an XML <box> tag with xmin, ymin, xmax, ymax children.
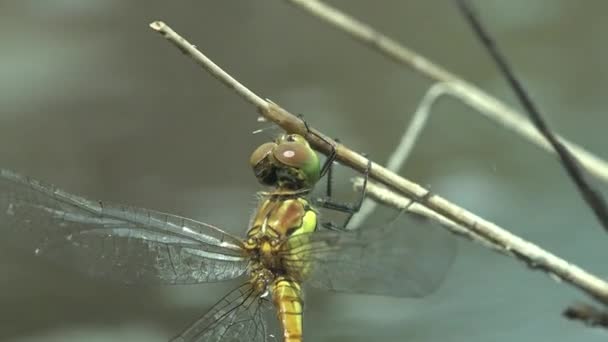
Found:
<box><xmin>316</xmin><ymin>158</ymin><xmax>372</xmax><ymax>231</ymax></box>
<box><xmin>322</xmin><ymin>137</ymin><xmax>341</xmax><ymax>199</ymax></box>
<box><xmin>297</xmin><ymin>113</ymin><xmax>337</xmax><ymax>181</ymax></box>
<box><xmin>295</xmin><ymin>114</ymin><xmax>372</xmax><ymax>231</ymax></box>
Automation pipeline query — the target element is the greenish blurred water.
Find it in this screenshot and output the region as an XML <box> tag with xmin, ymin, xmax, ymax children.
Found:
<box><xmin>1</xmin><ymin>1</ymin><xmax>607</xmax><ymax>341</ymax></box>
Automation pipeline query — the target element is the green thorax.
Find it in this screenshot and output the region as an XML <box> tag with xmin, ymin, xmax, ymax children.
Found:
<box><xmin>243</xmin><ymin>193</ymin><xmax>317</xmax><ymax>277</ymax></box>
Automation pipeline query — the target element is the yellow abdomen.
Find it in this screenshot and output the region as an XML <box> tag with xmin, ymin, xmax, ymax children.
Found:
<box><xmin>272</xmin><ymin>278</ymin><xmax>303</xmax><ymax>342</ymax></box>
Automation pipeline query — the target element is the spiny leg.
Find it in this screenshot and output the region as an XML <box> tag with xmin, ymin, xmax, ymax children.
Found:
<box><xmin>295</xmin><ymin>114</ymin><xmax>372</xmax><ymax>231</ymax></box>
<box><xmin>323</xmin><ymin>137</ymin><xmax>340</xmax><ymax>199</ymax></box>
<box><xmin>316</xmin><ymin>158</ymin><xmax>373</xmax><ymax>231</ymax></box>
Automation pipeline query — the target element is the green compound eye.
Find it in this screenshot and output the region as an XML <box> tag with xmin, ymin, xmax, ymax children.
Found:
<box><xmin>274</xmin><ymin>142</ymin><xmax>310</xmax><ymax>168</ymax></box>
<box><xmin>274</xmin><ymin>140</ymin><xmax>320</xmax><ymax>185</ymax></box>
<box><xmin>250</xmin><ymin>134</ymin><xmax>321</xmax><ymax>189</ymax></box>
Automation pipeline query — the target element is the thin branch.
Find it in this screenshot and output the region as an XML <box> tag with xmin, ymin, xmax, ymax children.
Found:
<box><xmin>149</xmin><ymin>21</ymin><xmax>268</xmax><ymax>111</ymax></box>
<box><xmin>352</xmin><ymin>174</ymin><xmax>608</xmax><ymax>303</ymax></box>
<box><xmin>349</xmin><ymin>83</ymin><xmax>445</xmax><ymax>229</ymax></box>
<box><xmin>283</xmin><ymin>0</ymin><xmax>608</xmax><ymax>185</ymax></box>
<box><xmin>353</xmin><ymin>80</ymin><xmax>608</xmax><ymax>228</ymax></box>
<box><xmin>149</xmin><ymin>20</ymin><xmax>608</xmax><ymax>306</ymax></box>
<box><xmin>455</xmin><ymin>0</ymin><xmax>608</xmax><ymax>234</ymax></box>
<box><xmin>353</xmin><ymin>178</ymin><xmax>508</xmax><ymax>254</ymax></box>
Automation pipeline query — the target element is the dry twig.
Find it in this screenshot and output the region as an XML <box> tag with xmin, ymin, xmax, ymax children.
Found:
<box><xmin>352</xmin><ymin>179</ymin><xmax>507</xmax><ymax>254</ymax></box>
<box><xmin>456</xmin><ymin>0</ymin><xmax>608</xmax><ymax>234</ymax></box>
<box><xmin>149</xmin><ymin>20</ymin><xmax>608</xmax><ymax>306</ymax></box>
<box><xmin>283</xmin><ymin>0</ymin><xmax>608</xmax><ymax>184</ymax></box>
<box><xmin>349</xmin><ymin>82</ymin><xmax>450</xmax><ymax>229</ymax></box>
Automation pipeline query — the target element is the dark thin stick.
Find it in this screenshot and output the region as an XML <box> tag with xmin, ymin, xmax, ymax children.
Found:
<box><xmin>563</xmin><ymin>303</ymin><xmax>608</xmax><ymax>328</ymax></box>
<box><xmin>285</xmin><ymin>0</ymin><xmax>608</xmax><ymax>184</ymax></box>
<box><xmin>455</xmin><ymin>0</ymin><xmax>608</xmax><ymax>234</ymax></box>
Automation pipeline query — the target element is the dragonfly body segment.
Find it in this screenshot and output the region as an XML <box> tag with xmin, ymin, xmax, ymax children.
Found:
<box><xmin>243</xmin><ymin>194</ymin><xmax>317</xmax><ymax>342</ymax></box>
<box><xmin>272</xmin><ymin>279</ymin><xmax>303</xmax><ymax>342</ymax></box>
<box><xmin>246</xmin><ymin>196</ymin><xmax>316</xmax><ymax>272</ymax></box>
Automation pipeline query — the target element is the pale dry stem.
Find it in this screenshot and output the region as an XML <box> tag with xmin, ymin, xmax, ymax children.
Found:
<box><xmin>284</xmin><ymin>0</ymin><xmax>608</xmax><ymax>184</ymax></box>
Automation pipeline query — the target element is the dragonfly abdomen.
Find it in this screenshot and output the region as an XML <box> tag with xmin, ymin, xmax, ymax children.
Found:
<box><xmin>272</xmin><ymin>278</ymin><xmax>303</xmax><ymax>342</ymax></box>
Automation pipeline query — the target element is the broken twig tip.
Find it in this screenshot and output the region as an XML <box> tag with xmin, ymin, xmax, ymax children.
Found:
<box><xmin>149</xmin><ymin>21</ymin><xmax>165</xmax><ymax>31</ymax></box>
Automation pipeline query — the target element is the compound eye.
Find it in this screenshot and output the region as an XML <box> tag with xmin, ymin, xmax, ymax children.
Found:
<box><xmin>249</xmin><ymin>142</ymin><xmax>277</xmax><ymax>167</ymax></box>
<box><xmin>273</xmin><ymin>142</ymin><xmax>312</xmax><ymax>169</ymax></box>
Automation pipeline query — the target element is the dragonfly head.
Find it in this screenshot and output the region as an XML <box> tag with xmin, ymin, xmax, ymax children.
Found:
<box><xmin>250</xmin><ymin>134</ymin><xmax>320</xmax><ymax>190</ymax></box>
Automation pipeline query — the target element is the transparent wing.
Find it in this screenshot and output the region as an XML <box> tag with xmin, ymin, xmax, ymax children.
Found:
<box><xmin>171</xmin><ymin>283</ymin><xmax>274</xmax><ymax>342</ymax></box>
<box><xmin>281</xmin><ymin>211</ymin><xmax>457</xmax><ymax>298</ymax></box>
<box><xmin>0</xmin><ymin>169</ymin><xmax>249</xmax><ymax>284</ymax></box>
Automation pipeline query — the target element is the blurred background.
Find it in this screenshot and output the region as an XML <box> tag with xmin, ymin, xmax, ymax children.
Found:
<box><xmin>1</xmin><ymin>0</ymin><xmax>607</xmax><ymax>341</ymax></box>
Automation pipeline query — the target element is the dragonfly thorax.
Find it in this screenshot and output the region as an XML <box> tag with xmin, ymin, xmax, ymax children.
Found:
<box><xmin>244</xmin><ymin>194</ymin><xmax>318</xmax><ymax>283</ymax></box>
<box><xmin>244</xmin><ymin>234</ymin><xmax>283</xmax><ymax>273</ymax></box>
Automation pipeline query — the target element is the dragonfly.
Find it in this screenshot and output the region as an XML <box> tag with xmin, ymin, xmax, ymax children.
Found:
<box><xmin>0</xmin><ymin>133</ymin><xmax>456</xmax><ymax>342</ymax></box>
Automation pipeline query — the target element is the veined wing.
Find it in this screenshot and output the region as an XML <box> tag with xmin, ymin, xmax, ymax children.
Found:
<box><xmin>171</xmin><ymin>283</ymin><xmax>274</xmax><ymax>342</ymax></box>
<box><xmin>0</xmin><ymin>169</ymin><xmax>248</xmax><ymax>284</ymax></box>
<box><xmin>281</xmin><ymin>211</ymin><xmax>457</xmax><ymax>298</ymax></box>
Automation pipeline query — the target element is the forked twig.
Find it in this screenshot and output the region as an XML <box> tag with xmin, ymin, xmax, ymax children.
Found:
<box><xmin>352</xmin><ymin>79</ymin><xmax>608</xmax><ymax>229</ymax></box>
<box><xmin>149</xmin><ymin>20</ymin><xmax>608</xmax><ymax>306</ymax></box>
<box><xmin>282</xmin><ymin>0</ymin><xmax>608</xmax><ymax>185</ymax></box>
